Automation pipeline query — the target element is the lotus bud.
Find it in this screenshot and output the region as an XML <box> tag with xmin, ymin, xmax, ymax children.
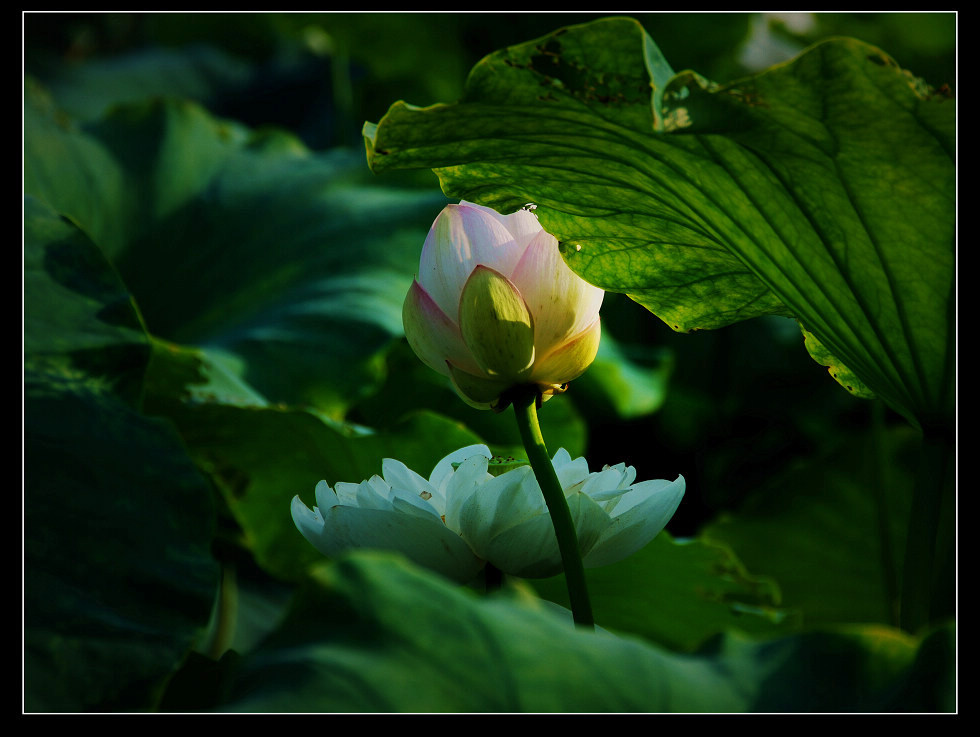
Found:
<box><xmin>403</xmin><ymin>202</ymin><xmax>604</xmax><ymax>409</ymax></box>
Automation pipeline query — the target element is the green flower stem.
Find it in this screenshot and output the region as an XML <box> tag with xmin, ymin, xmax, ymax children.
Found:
<box><xmin>900</xmin><ymin>428</ymin><xmax>954</xmax><ymax>634</ymax></box>
<box><xmin>511</xmin><ymin>388</ymin><xmax>594</xmax><ymax>629</ymax></box>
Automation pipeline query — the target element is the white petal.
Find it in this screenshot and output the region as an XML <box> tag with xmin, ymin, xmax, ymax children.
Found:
<box><xmin>585</xmin><ymin>464</ymin><xmax>637</xmax><ymax>512</ymax></box>
<box><xmin>580</xmin><ymin>466</ymin><xmax>627</xmax><ymax>498</ymax></box>
<box><xmin>583</xmin><ymin>476</ymin><xmax>685</xmax><ymax>568</ymax></box>
<box><xmin>429</xmin><ymin>444</ymin><xmax>492</xmax><ymax>494</ymax></box>
<box><xmin>382</xmin><ymin>457</ymin><xmax>436</xmax><ymax>497</ymax></box>
<box><xmin>480</xmin><ymin>512</ymin><xmax>561</xmax><ymax>578</ymax></box>
<box><xmin>551</xmin><ymin>448</ymin><xmax>573</xmax><ymax>468</ymax></box>
<box><xmin>304</xmin><ymin>505</ymin><xmax>485</xmax><ymax>583</ymax></box>
<box><xmin>314</xmin><ymin>480</ymin><xmax>337</xmax><ymax>510</ymax></box>
<box><xmin>452</xmin><ymin>465</ymin><xmax>544</xmax><ymax>553</ymax></box>
<box><xmin>480</xmin><ymin>490</ymin><xmax>611</xmax><ymax>578</ymax></box>
<box><xmin>333</xmin><ymin>481</ymin><xmax>360</xmax><ymax>506</ymax></box>
<box><xmin>389</xmin><ymin>486</ymin><xmax>444</xmax><ymax>521</ymax></box>
<box><xmin>355</xmin><ymin>477</ymin><xmax>394</xmax><ymax>511</ymax></box>
<box><xmin>291</xmin><ymin>495</ymin><xmax>325</xmax><ymax>543</ymax></box>
<box><xmin>554</xmin><ymin>455</ymin><xmax>591</xmax><ymax>491</ymax></box>
<box><xmin>610</xmin><ymin>477</ymin><xmax>677</xmax><ymax>516</ymax></box>
<box><xmin>367</xmin><ymin>475</ymin><xmax>392</xmax><ymax>498</ymax></box>
<box><xmin>565</xmin><ymin>491</ymin><xmax>614</xmax><ymax>557</ymax></box>
<box><xmin>587</xmin><ymin>486</ymin><xmax>632</xmax><ymax>515</ymax></box>
<box><xmin>443</xmin><ymin>454</ymin><xmax>496</xmax><ymax>534</ymax></box>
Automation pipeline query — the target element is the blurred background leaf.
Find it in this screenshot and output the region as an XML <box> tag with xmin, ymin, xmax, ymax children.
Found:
<box><xmin>531</xmin><ymin>532</ymin><xmax>801</xmax><ymax>652</ymax></box>
<box><xmin>142</xmin><ymin>337</ymin><xmax>487</xmax><ymax>582</ymax></box>
<box><xmin>26</xmin><ymin>89</ymin><xmax>452</xmax><ymax>417</ymax></box>
<box><xmin>205</xmin><ymin>552</ymin><xmax>953</xmax><ymax>713</ymax></box>
<box><xmin>24</xmin><ymin>199</ymin><xmax>219</xmax><ymax>711</ymax></box>
<box><xmin>703</xmin><ymin>423</ymin><xmax>925</xmax><ymax>627</ymax></box>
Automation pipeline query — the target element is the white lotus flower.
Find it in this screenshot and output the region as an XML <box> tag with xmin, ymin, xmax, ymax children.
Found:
<box><xmin>402</xmin><ymin>201</ymin><xmax>604</xmax><ymax>409</ymax></box>
<box><xmin>291</xmin><ymin>444</ymin><xmax>685</xmax><ymax>582</ymax></box>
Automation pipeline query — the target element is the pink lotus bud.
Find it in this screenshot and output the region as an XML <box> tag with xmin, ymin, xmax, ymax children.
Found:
<box><xmin>403</xmin><ymin>202</ymin><xmax>604</xmax><ymax>409</ymax></box>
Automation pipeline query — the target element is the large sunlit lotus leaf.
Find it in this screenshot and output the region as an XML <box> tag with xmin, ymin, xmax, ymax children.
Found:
<box><xmin>209</xmin><ymin>551</ymin><xmax>953</xmax><ymax>713</ymax></box>
<box><xmin>24</xmin><ymin>203</ymin><xmax>218</xmax><ymax>711</ymax></box>
<box><xmin>24</xmin><ymin>85</ymin><xmax>449</xmax><ymax>417</ymax></box>
<box><xmin>365</xmin><ymin>16</ymin><xmax>954</xmax><ymax>431</ymax></box>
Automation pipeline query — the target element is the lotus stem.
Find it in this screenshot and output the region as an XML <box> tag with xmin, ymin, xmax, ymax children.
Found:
<box><xmin>511</xmin><ymin>388</ymin><xmax>595</xmax><ymax>629</ymax></box>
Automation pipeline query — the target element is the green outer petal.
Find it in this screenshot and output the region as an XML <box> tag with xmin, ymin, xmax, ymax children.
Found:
<box><xmin>583</xmin><ymin>475</ymin><xmax>685</xmax><ymax>568</ymax></box>
<box><xmin>458</xmin><ymin>265</ymin><xmax>535</xmax><ymax>379</ymax></box>
<box><xmin>403</xmin><ymin>278</ymin><xmax>482</xmax><ymax>378</ymax></box>
<box><xmin>292</xmin><ymin>498</ymin><xmax>484</xmax><ymax>584</ymax></box>
<box><xmin>446</xmin><ymin>361</ymin><xmax>512</xmax><ymax>408</ymax></box>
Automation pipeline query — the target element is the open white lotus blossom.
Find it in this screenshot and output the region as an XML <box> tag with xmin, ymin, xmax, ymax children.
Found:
<box><xmin>291</xmin><ymin>444</ymin><xmax>685</xmax><ymax>582</ymax></box>
<box><xmin>403</xmin><ymin>201</ymin><xmax>604</xmax><ymax>409</ymax></box>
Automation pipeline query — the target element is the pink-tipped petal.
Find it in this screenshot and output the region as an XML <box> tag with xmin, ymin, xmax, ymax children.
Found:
<box><xmin>462</xmin><ymin>201</ymin><xmax>545</xmax><ymax>254</ymax></box>
<box><xmin>418</xmin><ymin>204</ymin><xmax>525</xmax><ymax>316</ymax></box>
